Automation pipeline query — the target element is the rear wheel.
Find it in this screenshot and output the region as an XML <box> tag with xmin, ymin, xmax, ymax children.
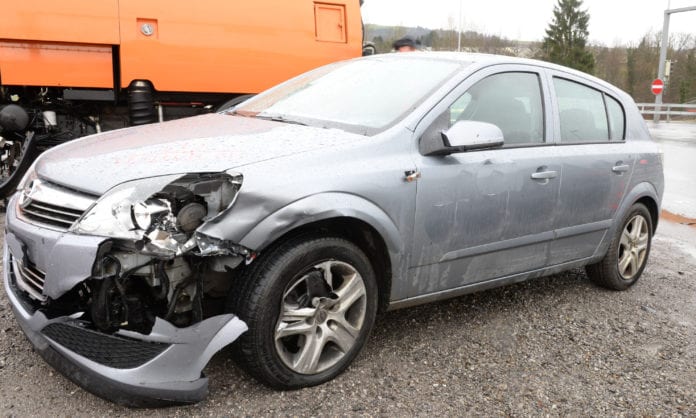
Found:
<box><xmin>228</xmin><ymin>235</ymin><xmax>378</xmax><ymax>388</ymax></box>
<box><xmin>586</xmin><ymin>203</ymin><xmax>653</xmax><ymax>290</ymax></box>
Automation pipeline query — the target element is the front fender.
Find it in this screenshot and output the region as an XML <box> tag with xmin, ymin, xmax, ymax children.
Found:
<box><xmin>236</xmin><ymin>192</ymin><xmax>404</xmax><ymax>256</ymax></box>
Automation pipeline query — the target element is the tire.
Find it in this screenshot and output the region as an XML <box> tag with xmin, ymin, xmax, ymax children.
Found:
<box><xmin>227</xmin><ymin>235</ymin><xmax>378</xmax><ymax>389</ymax></box>
<box><xmin>586</xmin><ymin>203</ymin><xmax>653</xmax><ymax>290</ymax></box>
<box><xmin>128</xmin><ymin>81</ymin><xmax>157</xmax><ymax>126</ymax></box>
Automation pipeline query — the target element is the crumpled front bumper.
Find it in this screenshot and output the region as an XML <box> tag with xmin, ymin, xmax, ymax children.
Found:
<box><xmin>3</xmin><ymin>198</ymin><xmax>248</xmax><ymax>407</ymax></box>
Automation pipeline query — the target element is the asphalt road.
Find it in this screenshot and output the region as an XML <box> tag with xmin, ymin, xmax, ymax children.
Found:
<box><xmin>647</xmin><ymin>121</ymin><xmax>696</xmax><ymax>220</ymax></box>
<box><xmin>1</xmin><ymin>122</ymin><xmax>695</xmax><ymax>416</ymax></box>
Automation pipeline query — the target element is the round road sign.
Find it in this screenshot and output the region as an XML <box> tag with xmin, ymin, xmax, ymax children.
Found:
<box><xmin>652</xmin><ymin>79</ymin><xmax>664</xmax><ymax>95</ymax></box>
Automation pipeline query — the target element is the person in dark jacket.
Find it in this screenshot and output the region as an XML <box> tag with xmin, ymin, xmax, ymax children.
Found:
<box><xmin>392</xmin><ymin>36</ymin><xmax>418</xmax><ymax>52</ymax></box>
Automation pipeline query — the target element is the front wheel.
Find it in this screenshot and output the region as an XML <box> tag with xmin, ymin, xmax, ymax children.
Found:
<box><xmin>228</xmin><ymin>236</ymin><xmax>378</xmax><ymax>389</ymax></box>
<box><xmin>586</xmin><ymin>203</ymin><xmax>653</xmax><ymax>290</ymax></box>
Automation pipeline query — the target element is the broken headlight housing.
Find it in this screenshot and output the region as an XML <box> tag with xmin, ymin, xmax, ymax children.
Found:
<box><xmin>71</xmin><ymin>172</ymin><xmax>243</xmax><ymax>256</ymax></box>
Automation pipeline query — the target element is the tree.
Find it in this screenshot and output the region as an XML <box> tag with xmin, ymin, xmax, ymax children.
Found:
<box><xmin>540</xmin><ymin>0</ymin><xmax>595</xmax><ymax>74</ymax></box>
<box><xmin>625</xmin><ymin>35</ymin><xmax>659</xmax><ymax>102</ymax></box>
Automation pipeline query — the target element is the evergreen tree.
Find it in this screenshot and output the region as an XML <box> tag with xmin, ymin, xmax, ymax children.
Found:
<box><xmin>541</xmin><ymin>0</ymin><xmax>595</xmax><ymax>74</ymax></box>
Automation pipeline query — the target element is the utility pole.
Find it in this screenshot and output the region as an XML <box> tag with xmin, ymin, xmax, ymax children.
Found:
<box><xmin>457</xmin><ymin>0</ymin><xmax>463</xmax><ymax>52</ymax></box>
<box><xmin>654</xmin><ymin>4</ymin><xmax>696</xmax><ymax>123</ymax></box>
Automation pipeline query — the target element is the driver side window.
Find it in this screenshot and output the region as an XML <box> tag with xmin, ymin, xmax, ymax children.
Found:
<box><xmin>425</xmin><ymin>72</ymin><xmax>545</xmax><ymax>147</ymax></box>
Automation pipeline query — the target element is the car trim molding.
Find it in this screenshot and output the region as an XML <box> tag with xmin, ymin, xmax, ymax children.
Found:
<box><xmin>389</xmin><ymin>256</ymin><xmax>596</xmax><ymax>310</ymax></box>
<box><xmin>439</xmin><ymin>231</ymin><xmax>555</xmax><ymax>263</ymax></box>
<box><xmin>554</xmin><ymin>219</ymin><xmax>613</xmax><ymax>239</ymax></box>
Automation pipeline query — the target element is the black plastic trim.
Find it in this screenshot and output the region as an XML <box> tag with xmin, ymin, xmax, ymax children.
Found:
<box><xmin>42</xmin><ymin>322</ymin><xmax>170</xmax><ymax>369</ymax></box>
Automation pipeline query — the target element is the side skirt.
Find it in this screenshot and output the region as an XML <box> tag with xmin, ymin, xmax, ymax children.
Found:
<box><xmin>387</xmin><ymin>256</ymin><xmax>601</xmax><ymax>311</ymax></box>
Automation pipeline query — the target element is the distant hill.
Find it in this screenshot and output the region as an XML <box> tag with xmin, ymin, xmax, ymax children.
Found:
<box><xmin>364</xmin><ymin>24</ymin><xmax>432</xmax><ymax>41</ymax></box>
<box><xmin>364</xmin><ymin>23</ymin><xmax>537</xmax><ymax>57</ymax></box>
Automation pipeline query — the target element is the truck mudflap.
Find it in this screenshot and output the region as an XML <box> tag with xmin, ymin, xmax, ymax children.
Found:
<box><xmin>4</xmin><ymin>258</ymin><xmax>247</xmax><ymax>407</ymax></box>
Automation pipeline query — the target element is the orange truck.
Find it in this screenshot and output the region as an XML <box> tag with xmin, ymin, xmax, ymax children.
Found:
<box><xmin>0</xmin><ymin>0</ymin><xmax>365</xmax><ymax>195</ymax></box>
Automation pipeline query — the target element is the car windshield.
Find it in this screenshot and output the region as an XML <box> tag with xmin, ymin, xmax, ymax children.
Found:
<box><xmin>233</xmin><ymin>56</ymin><xmax>465</xmax><ymax>135</ymax></box>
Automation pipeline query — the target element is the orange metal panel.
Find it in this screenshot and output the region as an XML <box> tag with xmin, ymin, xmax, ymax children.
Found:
<box><xmin>118</xmin><ymin>0</ymin><xmax>362</xmax><ymax>93</ymax></box>
<box><xmin>0</xmin><ymin>1</ymin><xmax>120</xmax><ymax>45</ymax></box>
<box><xmin>314</xmin><ymin>3</ymin><xmax>347</xmax><ymax>43</ymax></box>
<box><xmin>0</xmin><ymin>41</ymin><xmax>113</xmax><ymax>88</ymax></box>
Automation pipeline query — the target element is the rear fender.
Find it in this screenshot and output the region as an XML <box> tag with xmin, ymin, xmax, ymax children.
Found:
<box><xmin>592</xmin><ymin>181</ymin><xmax>661</xmax><ymax>259</ymax></box>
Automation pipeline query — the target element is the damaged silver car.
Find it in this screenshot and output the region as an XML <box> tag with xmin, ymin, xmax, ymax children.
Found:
<box><xmin>3</xmin><ymin>53</ymin><xmax>663</xmax><ymax>406</ymax></box>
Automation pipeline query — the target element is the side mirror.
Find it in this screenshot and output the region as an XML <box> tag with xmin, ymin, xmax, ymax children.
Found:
<box><xmin>424</xmin><ymin>120</ymin><xmax>504</xmax><ymax>156</ymax></box>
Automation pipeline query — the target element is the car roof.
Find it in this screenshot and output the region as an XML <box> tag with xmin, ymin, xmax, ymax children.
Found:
<box><xmin>363</xmin><ymin>51</ymin><xmax>627</xmax><ymax>99</ymax></box>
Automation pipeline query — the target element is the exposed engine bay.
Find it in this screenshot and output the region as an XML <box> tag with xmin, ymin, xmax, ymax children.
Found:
<box><xmin>19</xmin><ymin>172</ymin><xmax>251</xmax><ymax>336</ymax></box>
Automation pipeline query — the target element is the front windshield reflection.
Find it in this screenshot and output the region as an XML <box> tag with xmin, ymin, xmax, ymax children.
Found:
<box><xmin>234</xmin><ymin>57</ymin><xmax>465</xmax><ymax>135</ymax></box>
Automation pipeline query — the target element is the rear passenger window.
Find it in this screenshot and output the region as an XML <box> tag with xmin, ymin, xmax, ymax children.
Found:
<box><xmin>554</xmin><ymin>78</ymin><xmax>609</xmax><ymax>143</ymax></box>
<box><xmin>606</xmin><ymin>95</ymin><xmax>625</xmax><ymax>141</ymax></box>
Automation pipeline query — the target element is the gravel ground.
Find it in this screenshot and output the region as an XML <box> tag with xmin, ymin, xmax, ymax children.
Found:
<box><xmin>1</xmin><ymin>215</ymin><xmax>695</xmax><ymax>417</ymax></box>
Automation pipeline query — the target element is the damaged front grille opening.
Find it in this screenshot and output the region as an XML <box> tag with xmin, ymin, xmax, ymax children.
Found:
<box><xmin>84</xmin><ymin>246</ymin><xmax>251</xmax><ymax>335</ymax></box>
<box><xmin>90</xmin><ymin>255</ymin><xmax>204</xmax><ymax>334</ymax></box>
<box><xmin>30</xmin><ymin>172</ymin><xmax>255</xmax><ymax>336</ymax></box>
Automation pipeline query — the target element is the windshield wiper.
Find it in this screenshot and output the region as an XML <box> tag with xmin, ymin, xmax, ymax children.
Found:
<box><xmin>255</xmin><ymin>114</ymin><xmax>308</xmax><ymax>126</ymax></box>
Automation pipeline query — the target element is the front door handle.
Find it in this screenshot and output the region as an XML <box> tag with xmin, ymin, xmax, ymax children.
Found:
<box><xmin>612</xmin><ymin>164</ymin><xmax>630</xmax><ymax>173</ymax></box>
<box><xmin>530</xmin><ymin>170</ymin><xmax>558</xmax><ymax>180</ymax></box>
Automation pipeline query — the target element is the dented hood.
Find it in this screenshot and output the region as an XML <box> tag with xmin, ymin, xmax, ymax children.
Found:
<box><xmin>35</xmin><ymin>113</ymin><xmax>365</xmax><ymax>195</ymax></box>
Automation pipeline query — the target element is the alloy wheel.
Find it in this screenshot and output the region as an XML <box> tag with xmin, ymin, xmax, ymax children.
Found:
<box><xmin>617</xmin><ymin>214</ymin><xmax>650</xmax><ymax>280</ymax></box>
<box><xmin>275</xmin><ymin>260</ymin><xmax>367</xmax><ymax>375</ymax></box>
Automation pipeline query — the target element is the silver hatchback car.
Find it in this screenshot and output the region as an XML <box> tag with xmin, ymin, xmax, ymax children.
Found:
<box><xmin>3</xmin><ymin>53</ymin><xmax>663</xmax><ymax>406</ymax></box>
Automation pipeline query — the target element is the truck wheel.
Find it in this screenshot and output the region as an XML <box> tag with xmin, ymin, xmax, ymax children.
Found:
<box><xmin>586</xmin><ymin>203</ymin><xmax>653</xmax><ymax>290</ymax></box>
<box><xmin>228</xmin><ymin>235</ymin><xmax>378</xmax><ymax>389</ymax></box>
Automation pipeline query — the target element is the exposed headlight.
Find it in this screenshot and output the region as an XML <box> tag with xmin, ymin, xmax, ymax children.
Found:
<box><xmin>72</xmin><ymin>172</ymin><xmax>243</xmax><ymax>256</ymax></box>
<box><xmin>72</xmin><ymin>176</ymin><xmax>177</xmax><ymax>240</ymax></box>
<box><xmin>132</xmin><ymin>198</ymin><xmax>171</xmax><ymax>230</ymax></box>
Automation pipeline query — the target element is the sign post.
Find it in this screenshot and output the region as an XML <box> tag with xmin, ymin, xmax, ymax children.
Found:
<box><xmin>654</xmin><ymin>5</ymin><xmax>696</xmax><ymax>123</ymax></box>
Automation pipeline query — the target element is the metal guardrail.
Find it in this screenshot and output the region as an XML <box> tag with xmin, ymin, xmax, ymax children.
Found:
<box><xmin>637</xmin><ymin>103</ymin><xmax>696</xmax><ymax>122</ymax></box>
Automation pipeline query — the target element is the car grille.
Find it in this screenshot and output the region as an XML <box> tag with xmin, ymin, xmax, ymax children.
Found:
<box><xmin>17</xmin><ymin>179</ymin><xmax>97</xmax><ymax>230</ymax></box>
<box><xmin>42</xmin><ymin>322</ymin><xmax>170</xmax><ymax>369</ymax></box>
<box><xmin>21</xmin><ymin>200</ymin><xmax>85</xmax><ymax>228</ymax></box>
<box><xmin>11</xmin><ymin>254</ymin><xmax>47</xmax><ymax>302</ymax></box>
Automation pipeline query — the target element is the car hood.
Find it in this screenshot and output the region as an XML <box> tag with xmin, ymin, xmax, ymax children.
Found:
<box><xmin>35</xmin><ymin>114</ymin><xmax>366</xmax><ymax>195</ymax></box>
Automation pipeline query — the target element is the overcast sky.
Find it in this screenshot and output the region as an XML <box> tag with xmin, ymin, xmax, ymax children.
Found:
<box><xmin>361</xmin><ymin>0</ymin><xmax>696</xmax><ymax>46</ymax></box>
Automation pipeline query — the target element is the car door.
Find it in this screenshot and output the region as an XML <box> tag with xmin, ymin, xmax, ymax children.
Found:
<box><xmin>546</xmin><ymin>73</ymin><xmax>635</xmax><ymax>265</ymax></box>
<box><xmin>402</xmin><ymin>65</ymin><xmax>561</xmax><ymax>299</ymax></box>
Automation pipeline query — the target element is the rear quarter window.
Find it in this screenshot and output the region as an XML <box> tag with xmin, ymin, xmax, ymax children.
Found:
<box><xmin>605</xmin><ymin>95</ymin><xmax>625</xmax><ymax>141</ymax></box>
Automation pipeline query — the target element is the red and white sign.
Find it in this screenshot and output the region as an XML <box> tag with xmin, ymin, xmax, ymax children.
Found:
<box><xmin>651</xmin><ymin>78</ymin><xmax>664</xmax><ymax>95</ymax></box>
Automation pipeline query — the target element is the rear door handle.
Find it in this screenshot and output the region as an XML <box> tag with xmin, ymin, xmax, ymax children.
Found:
<box><xmin>530</xmin><ymin>170</ymin><xmax>558</xmax><ymax>180</ymax></box>
<box><xmin>612</xmin><ymin>164</ymin><xmax>630</xmax><ymax>173</ymax></box>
